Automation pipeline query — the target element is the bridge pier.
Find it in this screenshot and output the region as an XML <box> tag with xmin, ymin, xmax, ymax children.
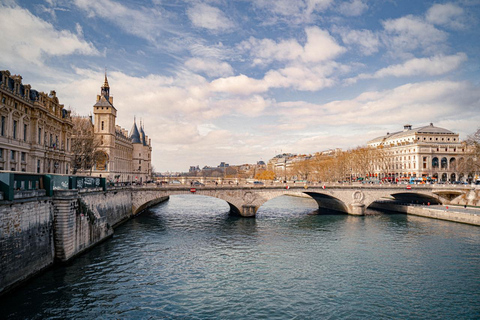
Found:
<box><xmin>241</xmin><ymin>205</ymin><xmax>257</xmax><ymax>218</ymax></box>
<box><xmin>349</xmin><ymin>203</ymin><xmax>366</xmax><ymax>216</ymax></box>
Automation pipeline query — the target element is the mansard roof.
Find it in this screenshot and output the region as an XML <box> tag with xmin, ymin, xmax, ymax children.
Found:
<box><xmin>129</xmin><ymin>121</ymin><xmax>142</xmax><ymax>144</ymax></box>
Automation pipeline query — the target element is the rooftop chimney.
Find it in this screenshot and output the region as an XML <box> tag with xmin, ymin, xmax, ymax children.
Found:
<box><xmin>404</xmin><ymin>124</ymin><xmax>412</xmax><ymax>131</ymax></box>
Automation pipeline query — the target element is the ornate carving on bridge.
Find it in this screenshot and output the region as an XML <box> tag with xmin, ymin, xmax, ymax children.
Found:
<box><xmin>243</xmin><ymin>191</ymin><xmax>256</xmax><ymax>204</ymax></box>
<box><xmin>352</xmin><ymin>190</ymin><xmax>364</xmax><ymax>204</ymax></box>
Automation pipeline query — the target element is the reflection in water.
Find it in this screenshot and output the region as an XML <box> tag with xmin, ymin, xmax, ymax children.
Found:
<box><xmin>1</xmin><ymin>195</ymin><xmax>480</xmax><ymax>319</ymax></box>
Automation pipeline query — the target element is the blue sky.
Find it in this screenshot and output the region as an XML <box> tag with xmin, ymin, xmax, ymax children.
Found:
<box><xmin>1</xmin><ymin>0</ymin><xmax>479</xmax><ymax>172</ymax></box>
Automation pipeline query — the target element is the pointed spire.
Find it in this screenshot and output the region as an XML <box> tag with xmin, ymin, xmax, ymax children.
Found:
<box><xmin>129</xmin><ymin>117</ymin><xmax>141</xmax><ymax>144</ymax></box>
<box><xmin>103</xmin><ymin>67</ymin><xmax>109</xmax><ymax>88</ymax></box>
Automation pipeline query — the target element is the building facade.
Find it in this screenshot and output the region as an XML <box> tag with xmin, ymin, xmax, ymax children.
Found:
<box><xmin>0</xmin><ymin>70</ymin><xmax>73</xmax><ymax>174</ymax></box>
<box><xmin>367</xmin><ymin>124</ymin><xmax>467</xmax><ymax>182</ymax></box>
<box><xmin>88</xmin><ymin>74</ymin><xmax>152</xmax><ymax>183</ymax></box>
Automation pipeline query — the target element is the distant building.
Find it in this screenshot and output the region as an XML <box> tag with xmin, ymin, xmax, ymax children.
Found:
<box><xmin>0</xmin><ymin>70</ymin><xmax>73</xmax><ymax>173</ymax></box>
<box><xmin>367</xmin><ymin>123</ymin><xmax>466</xmax><ymax>182</ymax></box>
<box><xmin>218</xmin><ymin>162</ymin><xmax>229</xmax><ymax>168</ymax></box>
<box><xmin>189</xmin><ymin>165</ymin><xmax>200</xmax><ymax>173</ymax></box>
<box><xmin>267</xmin><ymin>153</ymin><xmax>296</xmax><ymax>180</ymax></box>
<box><xmin>85</xmin><ymin>74</ymin><xmax>152</xmax><ymax>183</ymax></box>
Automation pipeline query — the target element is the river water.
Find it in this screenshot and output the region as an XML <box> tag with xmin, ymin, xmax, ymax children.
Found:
<box><xmin>2</xmin><ymin>195</ymin><xmax>480</xmax><ymax>319</ymax></box>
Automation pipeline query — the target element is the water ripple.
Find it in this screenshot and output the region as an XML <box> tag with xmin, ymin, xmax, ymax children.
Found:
<box><xmin>2</xmin><ymin>195</ymin><xmax>480</xmax><ymax>319</ymax></box>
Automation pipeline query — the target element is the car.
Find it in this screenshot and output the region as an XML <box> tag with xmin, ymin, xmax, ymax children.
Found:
<box><xmin>253</xmin><ymin>181</ymin><xmax>264</xmax><ymax>185</ymax></box>
<box><xmin>192</xmin><ymin>181</ymin><xmax>205</xmax><ymax>186</ymax></box>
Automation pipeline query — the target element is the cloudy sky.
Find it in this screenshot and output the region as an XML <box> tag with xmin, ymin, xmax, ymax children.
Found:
<box><xmin>1</xmin><ymin>0</ymin><xmax>479</xmax><ymax>172</ymax></box>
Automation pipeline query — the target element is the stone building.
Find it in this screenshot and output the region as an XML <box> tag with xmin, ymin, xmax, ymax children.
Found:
<box><xmin>0</xmin><ymin>70</ymin><xmax>73</xmax><ymax>174</ymax></box>
<box><xmin>367</xmin><ymin>123</ymin><xmax>467</xmax><ymax>182</ymax></box>
<box><xmin>88</xmin><ymin>74</ymin><xmax>152</xmax><ymax>183</ymax></box>
<box><xmin>267</xmin><ymin>153</ymin><xmax>297</xmax><ymax>181</ymax></box>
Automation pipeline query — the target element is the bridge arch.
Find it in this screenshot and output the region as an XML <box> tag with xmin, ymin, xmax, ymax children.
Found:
<box><xmin>304</xmin><ymin>192</ymin><xmax>349</xmax><ymax>213</ymax></box>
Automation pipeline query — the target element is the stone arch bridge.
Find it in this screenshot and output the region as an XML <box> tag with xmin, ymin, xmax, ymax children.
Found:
<box><xmin>132</xmin><ymin>184</ymin><xmax>468</xmax><ymax>217</ymax></box>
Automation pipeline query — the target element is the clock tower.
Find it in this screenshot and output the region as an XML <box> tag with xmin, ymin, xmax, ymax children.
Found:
<box><xmin>93</xmin><ymin>72</ymin><xmax>117</xmax><ymax>173</ymax></box>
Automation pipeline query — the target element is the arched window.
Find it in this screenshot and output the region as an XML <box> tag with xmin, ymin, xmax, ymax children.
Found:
<box><xmin>441</xmin><ymin>157</ymin><xmax>448</xmax><ymax>169</ymax></box>
<box><xmin>101</xmin><ymin>121</ymin><xmax>104</xmax><ymax>130</ymax></box>
<box><xmin>449</xmin><ymin>158</ymin><xmax>456</xmax><ymax>170</ymax></box>
<box><xmin>432</xmin><ymin>157</ymin><xmax>439</xmax><ymax>168</ymax></box>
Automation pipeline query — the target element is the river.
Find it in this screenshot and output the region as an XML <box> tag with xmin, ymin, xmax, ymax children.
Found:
<box><xmin>2</xmin><ymin>195</ymin><xmax>480</xmax><ymax>319</ymax></box>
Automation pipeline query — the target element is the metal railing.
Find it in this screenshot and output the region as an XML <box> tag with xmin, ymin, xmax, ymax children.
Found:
<box><xmin>0</xmin><ymin>172</ymin><xmax>106</xmax><ymax>201</ymax></box>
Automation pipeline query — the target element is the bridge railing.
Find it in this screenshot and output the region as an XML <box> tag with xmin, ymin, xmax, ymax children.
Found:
<box><xmin>0</xmin><ymin>172</ymin><xmax>107</xmax><ymax>201</ymax></box>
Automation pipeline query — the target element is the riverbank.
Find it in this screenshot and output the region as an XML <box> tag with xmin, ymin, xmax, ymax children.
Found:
<box><xmin>0</xmin><ymin>192</ymin><xmax>169</xmax><ymax>297</ymax></box>
<box><xmin>370</xmin><ymin>202</ymin><xmax>480</xmax><ymax>226</ymax></box>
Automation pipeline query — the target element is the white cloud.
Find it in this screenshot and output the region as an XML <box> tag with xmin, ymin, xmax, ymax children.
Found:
<box><xmin>253</xmin><ymin>0</ymin><xmax>332</xmax><ymax>16</ymax></box>
<box><xmin>336</xmin><ymin>28</ymin><xmax>380</xmax><ymax>55</ymax></box>
<box><xmin>187</xmin><ymin>3</ymin><xmax>234</xmax><ymax>32</ymax></box>
<box><xmin>303</xmin><ymin>27</ymin><xmax>346</xmax><ymax>62</ymax></box>
<box><xmin>185</xmin><ymin>58</ymin><xmax>234</xmax><ymax>77</ymax></box>
<box><xmin>251</xmin><ymin>0</ymin><xmax>333</xmax><ymax>24</ymax></box>
<box><xmin>240</xmin><ymin>26</ymin><xmax>345</xmax><ymax>66</ymax></box>
<box><xmin>239</xmin><ymin>37</ymin><xmax>304</xmax><ymax>65</ymax></box>
<box><xmin>73</xmin><ymin>0</ymin><xmax>166</xmax><ymax>43</ymax></box>
<box><xmin>287</xmin><ymin>81</ymin><xmax>478</xmax><ymax>124</ymax></box>
<box><xmin>426</xmin><ymin>3</ymin><xmax>465</xmax><ymax>29</ymax></box>
<box><xmin>347</xmin><ymin>53</ymin><xmax>467</xmax><ymax>83</ymax></box>
<box><xmin>337</xmin><ymin>0</ymin><xmax>368</xmax><ymax>17</ymax></box>
<box><xmin>210</xmin><ymin>74</ymin><xmax>268</xmax><ymax>95</ymax></box>
<box><xmin>210</xmin><ymin>61</ymin><xmax>339</xmax><ymax>95</ymax></box>
<box><xmin>382</xmin><ymin>15</ymin><xmax>448</xmax><ymax>57</ymax></box>
<box><xmin>0</xmin><ymin>4</ymin><xmax>99</xmax><ymax>68</ymax></box>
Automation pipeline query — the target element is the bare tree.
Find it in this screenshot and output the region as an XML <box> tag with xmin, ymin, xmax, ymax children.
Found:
<box><xmin>71</xmin><ymin>115</ymin><xmax>100</xmax><ymax>174</ymax></box>
<box><xmin>458</xmin><ymin>128</ymin><xmax>480</xmax><ymax>180</ymax></box>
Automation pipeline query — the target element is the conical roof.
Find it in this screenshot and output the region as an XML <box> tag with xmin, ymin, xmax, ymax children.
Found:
<box><xmin>140</xmin><ymin>125</ymin><xmax>147</xmax><ymax>146</ymax></box>
<box><xmin>129</xmin><ymin>121</ymin><xmax>141</xmax><ymax>144</ymax></box>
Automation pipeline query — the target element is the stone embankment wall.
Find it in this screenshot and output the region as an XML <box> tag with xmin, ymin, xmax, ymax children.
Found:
<box><xmin>0</xmin><ymin>192</ymin><xmax>54</xmax><ymax>294</ymax></box>
<box><xmin>448</xmin><ymin>187</ymin><xmax>480</xmax><ymax>207</ymax></box>
<box><xmin>0</xmin><ymin>188</ymin><xmax>168</xmax><ymax>295</ymax></box>
<box><xmin>370</xmin><ymin>202</ymin><xmax>480</xmax><ymax>226</ymax></box>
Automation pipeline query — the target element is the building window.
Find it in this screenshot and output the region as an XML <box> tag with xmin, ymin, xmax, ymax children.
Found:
<box><xmin>37</xmin><ymin>160</ymin><xmax>41</xmax><ymax>173</ymax></box>
<box><xmin>101</xmin><ymin>121</ymin><xmax>104</xmax><ymax>130</ymax></box>
<box><xmin>1</xmin><ymin>116</ymin><xmax>4</xmax><ymax>136</ymax></box>
<box><xmin>13</xmin><ymin>120</ymin><xmax>18</xmax><ymax>139</ymax></box>
<box><xmin>10</xmin><ymin>150</ymin><xmax>15</xmax><ymax>160</ymax></box>
<box><xmin>1</xmin><ymin>97</ymin><xmax>5</xmax><ymax>104</ymax></box>
<box><xmin>23</xmin><ymin>124</ymin><xmax>27</xmax><ymax>142</ymax></box>
<box><xmin>38</xmin><ymin>128</ymin><xmax>42</xmax><ymax>144</ymax></box>
<box><xmin>0</xmin><ymin>148</ymin><xmax>3</xmax><ymax>159</ymax></box>
<box><xmin>441</xmin><ymin>157</ymin><xmax>448</xmax><ymax>169</ymax></box>
<box><xmin>21</xmin><ymin>152</ymin><xmax>26</xmax><ymax>162</ymax></box>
